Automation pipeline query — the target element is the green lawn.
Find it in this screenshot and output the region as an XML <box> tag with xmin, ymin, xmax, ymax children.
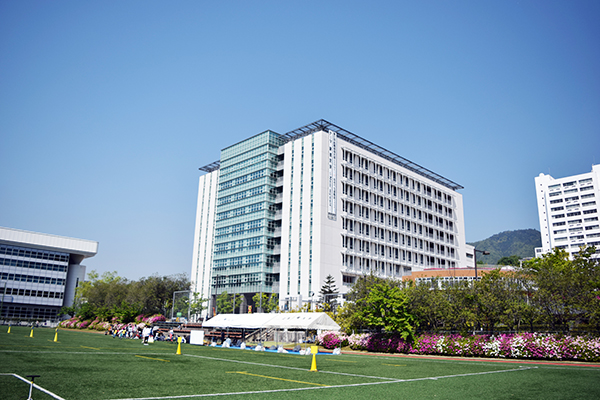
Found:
<box><xmin>1</xmin><ymin>326</ymin><xmax>599</xmax><ymax>399</ymax></box>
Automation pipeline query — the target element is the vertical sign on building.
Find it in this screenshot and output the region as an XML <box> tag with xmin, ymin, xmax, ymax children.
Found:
<box><xmin>328</xmin><ymin>130</ymin><xmax>337</xmax><ymax>220</ymax></box>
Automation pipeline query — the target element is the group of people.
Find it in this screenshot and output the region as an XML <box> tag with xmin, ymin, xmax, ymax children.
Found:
<box><xmin>107</xmin><ymin>323</ymin><xmax>176</xmax><ymax>343</ymax></box>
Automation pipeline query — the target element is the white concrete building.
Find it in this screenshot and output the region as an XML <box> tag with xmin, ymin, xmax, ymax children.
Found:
<box><xmin>191</xmin><ymin>120</ymin><xmax>471</xmax><ymax>315</ymax></box>
<box><xmin>535</xmin><ymin>165</ymin><xmax>600</xmax><ymax>258</ymax></box>
<box><xmin>0</xmin><ymin>227</ymin><xmax>98</xmax><ymax>321</ymax></box>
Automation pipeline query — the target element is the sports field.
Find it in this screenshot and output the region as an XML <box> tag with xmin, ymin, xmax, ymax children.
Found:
<box><xmin>1</xmin><ymin>326</ymin><xmax>599</xmax><ymax>400</ymax></box>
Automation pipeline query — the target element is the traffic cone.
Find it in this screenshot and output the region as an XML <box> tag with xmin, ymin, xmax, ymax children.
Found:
<box><xmin>309</xmin><ymin>346</ymin><xmax>318</xmax><ymax>371</ymax></box>
<box><xmin>176</xmin><ymin>336</ymin><xmax>182</xmax><ymax>355</ymax></box>
<box><xmin>7</xmin><ymin>325</ymin><xmax>10</xmax><ymax>334</ymax></box>
<box><xmin>30</xmin><ymin>327</ymin><xmax>34</xmax><ymax>338</ymax></box>
<box><xmin>53</xmin><ymin>328</ymin><xmax>58</xmax><ymax>342</ymax></box>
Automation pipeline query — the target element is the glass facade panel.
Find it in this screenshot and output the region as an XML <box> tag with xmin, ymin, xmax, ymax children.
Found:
<box><xmin>212</xmin><ymin>131</ymin><xmax>282</xmax><ymax>296</ymax></box>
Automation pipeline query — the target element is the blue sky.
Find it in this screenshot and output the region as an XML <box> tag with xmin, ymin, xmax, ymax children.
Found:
<box><xmin>1</xmin><ymin>1</ymin><xmax>599</xmax><ymax>280</ymax></box>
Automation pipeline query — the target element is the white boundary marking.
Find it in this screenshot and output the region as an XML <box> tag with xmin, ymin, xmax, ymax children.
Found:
<box><xmin>0</xmin><ymin>349</ymin><xmax>542</xmax><ymax>400</ymax></box>
<box><xmin>182</xmin><ymin>353</ymin><xmax>398</xmax><ymax>381</ymax></box>
<box><xmin>0</xmin><ymin>350</ymin><xmax>397</xmax><ymax>381</ymax></box>
<box><xmin>0</xmin><ymin>373</ymin><xmax>67</xmax><ymax>400</ymax></box>
<box><xmin>106</xmin><ymin>366</ymin><xmax>536</xmax><ymax>400</ymax></box>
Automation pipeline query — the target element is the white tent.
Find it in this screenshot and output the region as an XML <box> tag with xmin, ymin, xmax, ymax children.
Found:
<box><xmin>264</xmin><ymin>313</ymin><xmax>340</xmax><ymax>331</ymax></box>
<box><xmin>201</xmin><ymin>313</ymin><xmax>274</xmax><ymax>329</ymax></box>
<box><xmin>202</xmin><ymin>312</ymin><xmax>340</xmax><ymax>331</ymax></box>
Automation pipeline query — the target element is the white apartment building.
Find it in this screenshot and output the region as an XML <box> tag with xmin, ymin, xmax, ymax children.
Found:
<box><xmin>0</xmin><ymin>227</ymin><xmax>98</xmax><ymax>321</ymax></box>
<box><xmin>535</xmin><ymin>164</ymin><xmax>600</xmax><ymax>258</ymax></box>
<box><xmin>191</xmin><ymin>120</ymin><xmax>472</xmax><ymax>315</ymax></box>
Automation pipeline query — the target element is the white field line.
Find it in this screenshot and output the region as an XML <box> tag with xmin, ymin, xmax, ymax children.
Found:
<box><xmin>0</xmin><ymin>350</ymin><xmax>396</xmax><ymax>381</ymax></box>
<box><xmin>182</xmin><ymin>353</ymin><xmax>398</xmax><ymax>381</ymax></box>
<box><xmin>0</xmin><ymin>349</ymin><xmax>540</xmax><ymax>400</ymax></box>
<box><xmin>106</xmin><ymin>366</ymin><xmax>536</xmax><ymax>400</ymax></box>
<box><xmin>0</xmin><ymin>373</ymin><xmax>67</xmax><ymax>400</ymax></box>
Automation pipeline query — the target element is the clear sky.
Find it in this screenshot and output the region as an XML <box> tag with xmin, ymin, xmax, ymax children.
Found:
<box><xmin>1</xmin><ymin>1</ymin><xmax>599</xmax><ymax>280</ymax></box>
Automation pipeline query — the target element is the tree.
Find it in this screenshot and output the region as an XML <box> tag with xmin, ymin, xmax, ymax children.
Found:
<box><xmin>497</xmin><ymin>255</ymin><xmax>521</xmax><ymax>266</ymax></box>
<box><xmin>522</xmin><ymin>246</ymin><xmax>598</xmax><ymax>333</ymax></box>
<box><xmin>216</xmin><ymin>292</ymin><xmax>232</xmax><ymax>314</ymax></box>
<box><xmin>319</xmin><ymin>275</ymin><xmax>339</xmax><ymax>312</ymax></box>
<box><xmin>190</xmin><ymin>292</ymin><xmax>209</xmax><ymax>321</ymax></box>
<box><xmin>573</xmin><ymin>246</ymin><xmax>600</xmax><ymax>332</ymax></box>
<box><xmin>57</xmin><ymin>306</ymin><xmax>76</xmax><ymax>318</ymax></box>
<box><xmin>130</xmin><ymin>273</ymin><xmax>190</xmax><ymax>316</ymax></box>
<box><xmin>444</xmin><ymin>280</ymin><xmax>477</xmax><ymax>335</ymax></box>
<box><xmin>75</xmin><ymin>270</ymin><xmax>128</xmax><ymax>310</ymax></box>
<box><xmin>231</xmin><ymin>293</ymin><xmax>243</xmax><ymax>314</ymax></box>
<box><xmin>71</xmin><ymin>270</ymin><xmax>190</xmax><ymax>322</ymax></box>
<box><xmin>476</xmin><ymin>269</ymin><xmax>509</xmax><ymax>333</ymax></box>
<box><xmin>406</xmin><ymin>279</ymin><xmax>451</xmax><ymax>333</ymax></box>
<box><xmin>337</xmin><ymin>274</ymin><xmax>387</xmax><ymax>331</ymax></box>
<box><xmin>267</xmin><ymin>293</ymin><xmax>279</xmax><ymax>313</ymax></box>
<box><xmin>252</xmin><ymin>293</ymin><xmax>278</xmax><ymax>313</ymax></box>
<box><xmin>356</xmin><ymin>282</ymin><xmax>415</xmax><ymax>341</ymax></box>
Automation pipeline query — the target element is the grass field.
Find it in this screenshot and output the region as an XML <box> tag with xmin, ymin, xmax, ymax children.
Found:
<box><xmin>1</xmin><ymin>326</ymin><xmax>599</xmax><ymax>400</ymax></box>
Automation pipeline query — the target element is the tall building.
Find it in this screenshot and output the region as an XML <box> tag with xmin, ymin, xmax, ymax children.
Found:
<box><xmin>0</xmin><ymin>227</ymin><xmax>98</xmax><ymax>321</ymax></box>
<box><xmin>535</xmin><ymin>164</ymin><xmax>600</xmax><ymax>258</ymax></box>
<box><xmin>191</xmin><ymin>120</ymin><xmax>471</xmax><ymax>316</ymax></box>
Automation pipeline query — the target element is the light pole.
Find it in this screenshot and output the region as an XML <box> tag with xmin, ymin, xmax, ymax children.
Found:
<box><xmin>473</xmin><ymin>248</ymin><xmax>490</xmax><ymax>279</ymax></box>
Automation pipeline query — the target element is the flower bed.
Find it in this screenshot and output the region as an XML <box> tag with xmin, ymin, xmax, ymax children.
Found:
<box><xmin>317</xmin><ymin>331</ymin><xmax>348</xmax><ymax>349</ymax></box>
<box><xmin>316</xmin><ymin>331</ymin><xmax>600</xmax><ymax>362</ymax></box>
<box><xmin>59</xmin><ymin>314</ymin><xmax>166</xmax><ymax>332</ymax></box>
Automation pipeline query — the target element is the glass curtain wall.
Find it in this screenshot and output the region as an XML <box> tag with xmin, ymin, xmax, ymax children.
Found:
<box><xmin>212</xmin><ymin>131</ymin><xmax>282</xmax><ymax>309</ymax></box>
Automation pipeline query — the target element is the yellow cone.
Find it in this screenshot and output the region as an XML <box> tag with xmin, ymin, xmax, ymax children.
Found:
<box><xmin>176</xmin><ymin>336</ymin><xmax>182</xmax><ymax>355</ymax></box>
<box><xmin>310</xmin><ymin>346</ymin><xmax>318</xmax><ymax>371</ymax></box>
<box><xmin>30</xmin><ymin>327</ymin><xmax>34</xmax><ymax>338</ymax></box>
<box><xmin>54</xmin><ymin>328</ymin><xmax>58</xmax><ymax>342</ymax></box>
<box><xmin>7</xmin><ymin>325</ymin><xmax>10</xmax><ymax>334</ymax></box>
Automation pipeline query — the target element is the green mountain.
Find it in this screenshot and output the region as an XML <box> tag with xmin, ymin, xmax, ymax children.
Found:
<box><xmin>467</xmin><ymin>229</ymin><xmax>542</xmax><ymax>265</ymax></box>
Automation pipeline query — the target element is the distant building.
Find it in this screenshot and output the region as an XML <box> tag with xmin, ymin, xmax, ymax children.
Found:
<box><xmin>402</xmin><ymin>266</ymin><xmax>511</xmax><ymax>287</ymax></box>
<box><xmin>191</xmin><ymin>120</ymin><xmax>472</xmax><ymax>316</ymax></box>
<box><xmin>534</xmin><ymin>165</ymin><xmax>600</xmax><ymax>258</ymax></box>
<box><xmin>0</xmin><ymin>227</ymin><xmax>98</xmax><ymax>321</ymax></box>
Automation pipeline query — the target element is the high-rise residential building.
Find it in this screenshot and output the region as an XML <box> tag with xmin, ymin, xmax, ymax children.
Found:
<box><xmin>535</xmin><ymin>164</ymin><xmax>600</xmax><ymax>258</ymax></box>
<box><xmin>191</xmin><ymin>120</ymin><xmax>472</xmax><ymax>316</ymax></box>
<box><xmin>0</xmin><ymin>227</ymin><xmax>98</xmax><ymax>321</ymax></box>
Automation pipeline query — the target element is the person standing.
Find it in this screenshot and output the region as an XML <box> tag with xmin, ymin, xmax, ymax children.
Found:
<box><xmin>142</xmin><ymin>326</ymin><xmax>151</xmax><ymax>345</ymax></box>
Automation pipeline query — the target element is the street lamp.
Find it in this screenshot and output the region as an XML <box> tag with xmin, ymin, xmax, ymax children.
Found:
<box><xmin>473</xmin><ymin>249</ymin><xmax>490</xmax><ymax>279</ymax></box>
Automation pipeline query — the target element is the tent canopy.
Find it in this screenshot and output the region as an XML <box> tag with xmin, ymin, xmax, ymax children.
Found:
<box><xmin>264</xmin><ymin>313</ymin><xmax>340</xmax><ymax>330</ymax></box>
<box><xmin>203</xmin><ymin>312</ymin><xmax>340</xmax><ymax>331</ymax></box>
<box><xmin>201</xmin><ymin>313</ymin><xmax>273</xmax><ymax>329</ymax></box>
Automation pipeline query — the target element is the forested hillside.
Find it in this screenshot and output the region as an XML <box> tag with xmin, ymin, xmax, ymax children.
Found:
<box><xmin>468</xmin><ymin>229</ymin><xmax>542</xmax><ymax>264</ymax></box>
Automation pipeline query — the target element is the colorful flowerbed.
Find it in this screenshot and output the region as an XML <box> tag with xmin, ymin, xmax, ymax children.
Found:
<box><xmin>59</xmin><ymin>314</ymin><xmax>165</xmax><ymax>331</ymax></box>
<box><xmin>316</xmin><ymin>331</ymin><xmax>600</xmax><ymax>362</ymax></box>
